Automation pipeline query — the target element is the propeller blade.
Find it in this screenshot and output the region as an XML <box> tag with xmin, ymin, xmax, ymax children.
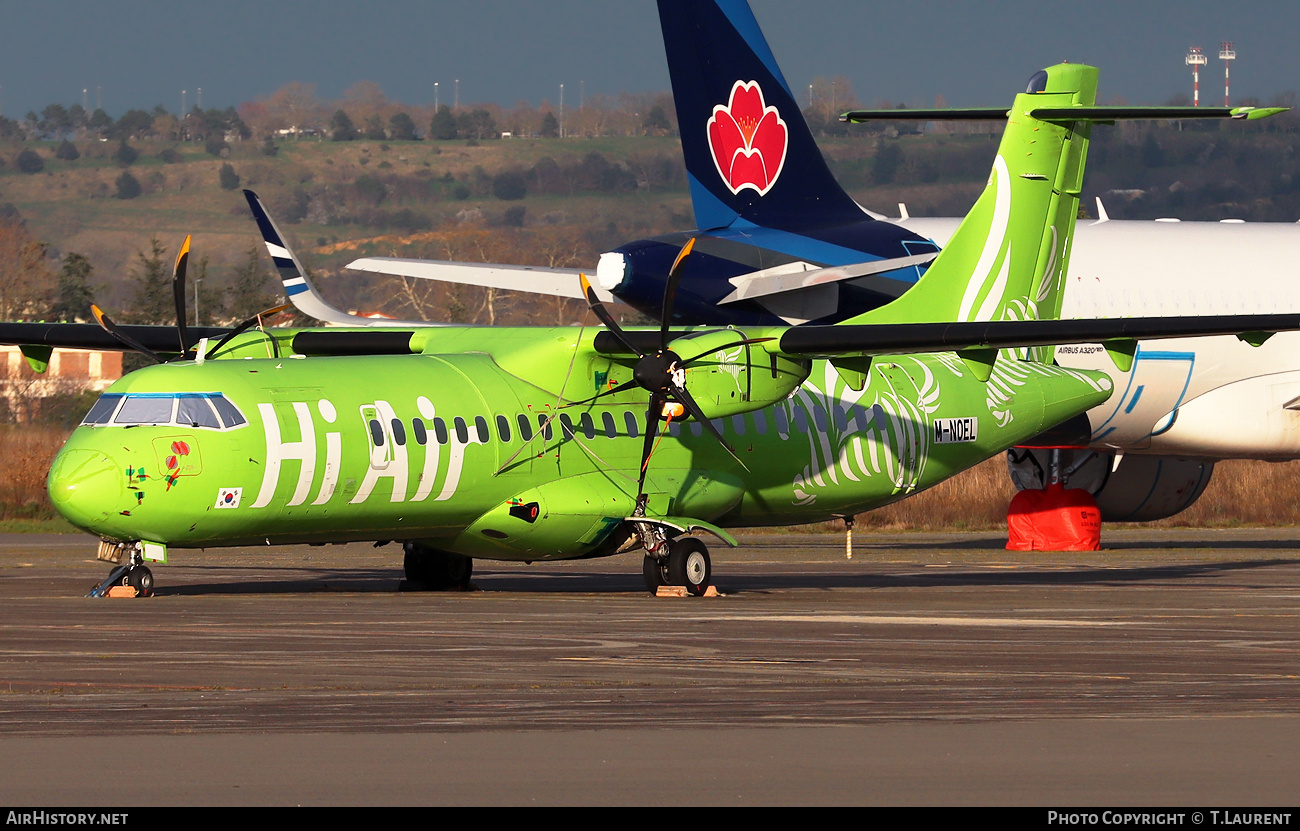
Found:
<box><xmin>561</xmin><ymin>377</ymin><xmax>641</xmax><ymax>410</ymax></box>
<box><xmin>172</xmin><ymin>235</ymin><xmax>191</xmax><ymax>358</ymax></box>
<box><xmin>203</xmin><ymin>303</ymin><xmax>292</xmax><ymax>359</ymax></box>
<box><xmin>637</xmin><ymin>393</ymin><xmax>664</xmax><ymax>495</ymax></box>
<box><xmin>670</xmin><ymin>381</ymin><xmax>748</xmax><ymax>471</ymax></box>
<box><xmin>659</xmin><ymin>237</ymin><xmax>695</xmax><ymax>350</ymax></box>
<box><xmin>91</xmin><ymin>305</ymin><xmax>163</xmax><ymax>363</ymax></box>
<box><xmin>579</xmin><ymin>273</ymin><xmax>642</xmax><ymax>357</ymax></box>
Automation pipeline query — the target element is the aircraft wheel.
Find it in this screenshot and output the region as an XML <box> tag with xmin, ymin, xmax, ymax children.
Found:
<box><xmin>124</xmin><ymin>565</ymin><xmax>153</xmax><ymax>597</ymax></box>
<box><xmin>404</xmin><ymin>544</ymin><xmax>473</xmax><ymax>591</ymax></box>
<box><xmin>667</xmin><ymin>537</ymin><xmax>711</xmax><ymax>596</ymax></box>
<box><xmin>642</xmin><ymin>554</ymin><xmax>668</xmax><ymax>593</ymax></box>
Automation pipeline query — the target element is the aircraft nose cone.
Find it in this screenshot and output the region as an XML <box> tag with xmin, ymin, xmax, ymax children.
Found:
<box><xmin>47</xmin><ymin>447</ymin><xmax>124</xmax><ymax>529</ymax></box>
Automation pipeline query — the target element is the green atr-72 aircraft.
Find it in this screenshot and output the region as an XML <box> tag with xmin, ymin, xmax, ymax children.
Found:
<box><xmin>11</xmin><ymin>65</ymin><xmax>1294</xmax><ymax>597</ymax></box>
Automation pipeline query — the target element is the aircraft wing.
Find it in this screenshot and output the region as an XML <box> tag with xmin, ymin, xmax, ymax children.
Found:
<box><xmin>346</xmin><ymin>257</ymin><xmax>613</xmax><ymax>303</ymax></box>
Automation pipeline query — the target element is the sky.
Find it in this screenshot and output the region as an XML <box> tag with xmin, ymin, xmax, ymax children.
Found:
<box><xmin>2</xmin><ymin>0</ymin><xmax>1298</xmax><ymax>119</ymax></box>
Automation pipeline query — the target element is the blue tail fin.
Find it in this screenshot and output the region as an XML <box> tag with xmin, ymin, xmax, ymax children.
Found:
<box><xmin>658</xmin><ymin>0</ymin><xmax>869</xmax><ymax>232</ymax></box>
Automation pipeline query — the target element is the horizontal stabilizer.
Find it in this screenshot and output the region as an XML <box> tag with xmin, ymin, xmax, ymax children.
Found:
<box><xmin>842</xmin><ymin>105</ymin><xmax>1286</xmax><ymax>123</ymax></box>
<box><xmin>346</xmin><ymin>257</ymin><xmax>611</xmax><ymax>302</ymax></box>
<box><xmin>717</xmin><ymin>252</ymin><xmax>938</xmax><ymax>305</ymax></box>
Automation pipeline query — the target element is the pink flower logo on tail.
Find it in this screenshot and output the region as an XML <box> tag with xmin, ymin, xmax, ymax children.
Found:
<box><xmin>707</xmin><ymin>81</ymin><xmax>789</xmax><ymax>196</ymax></box>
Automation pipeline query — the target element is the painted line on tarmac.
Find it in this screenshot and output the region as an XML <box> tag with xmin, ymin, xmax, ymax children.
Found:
<box><xmin>693</xmin><ymin>614</ymin><xmax>1133</xmax><ymax>627</ymax></box>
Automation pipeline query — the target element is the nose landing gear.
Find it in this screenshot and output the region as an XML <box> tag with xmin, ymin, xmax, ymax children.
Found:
<box><xmin>88</xmin><ymin>542</ymin><xmax>154</xmax><ymax>598</ymax></box>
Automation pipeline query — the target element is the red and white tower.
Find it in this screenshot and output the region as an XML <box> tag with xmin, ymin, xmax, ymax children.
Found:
<box><xmin>1186</xmin><ymin>47</ymin><xmax>1208</xmax><ymax>106</ymax></box>
<box><xmin>1219</xmin><ymin>42</ymin><xmax>1236</xmax><ymax>106</ymax></box>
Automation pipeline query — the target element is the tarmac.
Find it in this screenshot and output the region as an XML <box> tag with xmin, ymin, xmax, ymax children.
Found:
<box><xmin>1</xmin><ymin>527</ymin><xmax>1299</xmax><ymax>806</ymax></box>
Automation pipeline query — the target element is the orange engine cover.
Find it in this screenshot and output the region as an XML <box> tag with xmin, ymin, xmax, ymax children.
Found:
<box><xmin>1007</xmin><ymin>483</ymin><xmax>1101</xmax><ymax>551</ymax></box>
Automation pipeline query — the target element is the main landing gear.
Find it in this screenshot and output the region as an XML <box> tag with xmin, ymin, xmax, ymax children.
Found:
<box><xmin>88</xmin><ymin>543</ymin><xmax>154</xmax><ymax>598</ymax></box>
<box><xmin>642</xmin><ymin>536</ymin><xmax>712</xmax><ymax>596</ymax></box>
<box><xmin>402</xmin><ymin>542</ymin><xmax>473</xmax><ymax>591</ymax></box>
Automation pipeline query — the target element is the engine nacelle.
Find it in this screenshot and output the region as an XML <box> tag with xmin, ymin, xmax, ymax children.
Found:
<box><xmin>1007</xmin><ymin>448</ymin><xmax>1214</xmax><ymax>522</ymax></box>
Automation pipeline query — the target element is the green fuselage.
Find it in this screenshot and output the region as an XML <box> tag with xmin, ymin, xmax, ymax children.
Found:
<box><xmin>48</xmin><ymin>326</ymin><xmax>1113</xmax><ymax>561</ymax></box>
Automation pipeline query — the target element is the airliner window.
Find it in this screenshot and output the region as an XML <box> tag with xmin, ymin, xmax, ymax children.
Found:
<box><xmin>775</xmin><ymin>407</ymin><xmax>790</xmax><ymax>434</ymax></box>
<box><xmin>177</xmin><ymin>394</ymin><xmax>221</xmax><ymax>428</ymax></box>
<box><xmin>496</xmin><ymin>415</ymin><xmax>511</xmax><ymax>443</ymax></box>
<box><xmin>602</xmin><ymin>412</ymin><xmax>617</xmax><ymax>438</ymax></box>
<box><xmin>81</xmin><ymin>393</ymin><xmax>123</xmax><ymax>425</ymax></box>
<box><xmin>114</xmin><ymin>395</ymin><xmax>174</xmax><ymax>425</ymax></box>
<box><xmin>412</xmin><ymin>418</ymin><xmax>428</xmax><ymax>446</ymax></box>
<box><xmin>453</xmin><ymin>417</ymin><xmax>469</xmax><ymax>444</ymax></box>
<box><xmin>391</xmin><ymin>418</ymin><xmax>407</xmax><ymax>446</ymax></box>
<box><xmin>559</xmin><ymin>413</ymin><xmax>575</xmax><ymax>438</ymax></box>
<box><xmin>368</xmin><ymin>419</ymin><xmax>385</xmax><ymax>447</ymax></box>
<box><xmin>579</xmin><ymin>412</ymin><xmax>595</xmax><ymax>440</ymax></box>
<box><xmin>516</xmin><ymin>414</ymin><xmax>533</xmax><ymax>441</ymax></box>
<box><xmin>1026</xmin><ymin>69</ymin><xmax>1049</xmax><ymax>93</ymax></box>
<box><xmin>793</xmin><ymin>408</ymin><xmax>808</xmax><ymax>433</ymax></box>
<box><xmin>668</xmin><ymin>421</ymin><xmax>681</xmax><ymax>437</ymax></box>
<box><xmin>753</xmin><ymin>410</ymin><xmax>768</xmax><ymax>435</ymax></box>
<box><xmin>433</xmin><ymin>418</ymin><xmax>449</xmax><ymax>445</ymax></box>
<box><xmin>538</xmin><ymin>414</ymin><xmax>553</xmax><ymax>441</ymax></box>
<box><xmin>474</xmin><ymin>416</ymin><xmax>489</xmax><ymax>443</ymax></box>
<box><xmin>813</xmin><ymin>406</ymin><xmax>828</xmax><ymax>432</ymax></box>
<box><xmin>690</xmin><ymin>421</ymin><xmax>703</xmax><ymax>437</ymax></box>
<box><xmin>732</xmin><ymin>414</ymin><xmax>746</xmax><ymax>436</ymax></box>
<box><xmin>209</xmin><ymin>395</ymin><xmax>247</xmax><ymax>428</ymax></box>
<box><xmin>623</xmin><ymin>411</ymin><xmax>639</xmax><ymax>438</ymax></box>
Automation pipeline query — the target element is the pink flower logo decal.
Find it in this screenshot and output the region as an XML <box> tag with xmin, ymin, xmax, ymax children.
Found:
<box><xmin>707</xmin><ymin>81</ymin><xmax>789</xmax><ymax>196</ymax></box>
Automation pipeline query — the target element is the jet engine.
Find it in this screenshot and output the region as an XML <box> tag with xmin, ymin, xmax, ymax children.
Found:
<box><xmin>1007</xmin><ymin>448</ymin><xmax>1214</xmax><ymax>522</ymax></box>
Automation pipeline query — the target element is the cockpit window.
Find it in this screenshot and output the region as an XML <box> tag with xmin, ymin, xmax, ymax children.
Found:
<box><xmin>114</xmin><ymin>395</ymin><xmax>175</xmax><ymax>425</ymax></box>
<box><xmin>82</xmin><ymin>392</ymin><xmax>248</xmax><ymax>430</ymax></box>
<box><xmin>177</xmin><ymin>394</ymin><xmax>221</xmax><ymax>429</ymax></box>
<box><xmin>81</xmin><ymin>394</ymin><xmax>123</xmax><ymax>425</ymax></box>
<box><xmin>1025</xmin><ymin>70</ymin><xmax>1049</xmax><ymax>94</ymax></box>
<box><xmin>209</xmin><ymin>395</ymin><xmax>247</xmax><ymax>428</ymax></box>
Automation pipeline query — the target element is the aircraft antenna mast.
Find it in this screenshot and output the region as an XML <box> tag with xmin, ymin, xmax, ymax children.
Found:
<box><xmin>1219</xmin><ymin>42</ymin><xmax>1235</xmax><ymax>106</ymax></box>
<box><xmin>1186</xmin><ymin>47</ymin><xmax>1207</xmax><ymax>106</ymax></box>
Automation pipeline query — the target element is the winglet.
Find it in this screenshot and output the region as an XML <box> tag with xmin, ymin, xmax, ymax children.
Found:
<box><xmin>242</xmin><ymin>189</ymin><xmax>366</xmax><ymax>326</ymax></box>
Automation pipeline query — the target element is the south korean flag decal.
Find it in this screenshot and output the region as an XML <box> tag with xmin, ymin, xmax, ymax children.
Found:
<box><xmin>215</xmin><ymin>487</ymin><xmax>243</xmax><ymax>509</ymax></box>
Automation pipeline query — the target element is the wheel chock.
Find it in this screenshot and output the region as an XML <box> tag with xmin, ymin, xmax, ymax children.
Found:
<box><xmin>105</xmin><ymin>585</ymin><xmax>139</xmax><ymax>598</ymax></box>
<box><xmin>654</xmin><ymin>585</ymin><xmax>722</xmax><ymax>598</ymax></box>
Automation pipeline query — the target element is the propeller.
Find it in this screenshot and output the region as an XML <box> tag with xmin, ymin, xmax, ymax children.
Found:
<box><xmin>90</xmin><ymin>234</ymin><xmax>292</xmax><ymax>363</ymax></box>
<box><xmin>573</xmin><ymin>237</ymin><xmax>768</xmax><ymax>495</ymax></box>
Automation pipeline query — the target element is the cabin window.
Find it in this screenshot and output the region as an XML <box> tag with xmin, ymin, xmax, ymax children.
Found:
<box><xmin>433</xmin><ymin>418</ymin><xmax>449</xmax><ymax>445</ymax></box>
<box><xmin>667</xmin><ymin>421</ymin><xmax>681</xmax><ymax>437</ymax></box>
<box><xmin>793</xmin><ymin>408</ymin><xmax>808</xmax><ymax>433</ymax></box>
<box><xmin>732</xmin><ymin>414</ymin><xmax>746</xmax><ymax>436</ymax></box>
<box><xmin>753</xmin><ymin>410</ymin><xmax>768</xmax><ymax>435</ymax></box>
<box><xmin>453</xmin><ymin>417</ymin><xmax>469</xmax><ymax>444</ymax></box>
<box><xmin>391</xmin><ymin>418</ymin><xmax>407</xmax><ymax>446</ymax></box>
<box><xmin>579</xmin><ymin>412</ymin><xmax>595</xmax><ymax>440</ymax></box>
<box><xmin>537</xmin><ymin>414</ymin><xmax>553</xmax><ymax>440</ymax></box>
<box><xmin>474</xmin><ymin>416</ymin><xmax>489</xmax><ymax>443</ymax></box>
<box><xmin>775</xmin><ymin>407</ymin><xmax>790</xmax><ymax>434</ymax></box>
<box><xmin>496</xmin><ymin>415</ymin><xmax>512</xmax><ymax>443</ymax></box>
<box><xmin>813</xmin><ymin>406</ymin><xmax>828</xmax><ymax>432</ymax></box>
<box><xmin>623</xmin><ymin>411</ymin><xmax>640</xmax><ymax>438</ymax></box>
<box><xmin>690</xmin><ymin>421</ymin><xmax>704</xmax><ymax>437</ymax></box>
<box><xmin>412</xmin><ymin>418</ymin><xmax>428</xmax><ymax>445</ymax></box>
<box><xmin>516</xmin><ymin>414</ymin><xmax>533</xmax><ymax>441</ymax></box>
<box><xmin>368</xmin><ymin>419</ymin><xmax>386</xmax><ymax>447</ymax></box>
<box><xmin>602</xmin><ymin>411</ymin><xmax>617</xmax><ymax>438</ymax></box>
